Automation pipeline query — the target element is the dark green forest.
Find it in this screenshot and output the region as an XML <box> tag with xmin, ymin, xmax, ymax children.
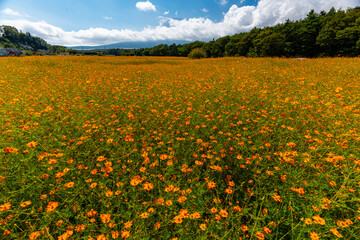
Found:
<box><xmin>1</xmin><ymin>7</ymin><xmax>360</xmax><ymax>57</ymax></box>
<box><xmin>114</xmin><ymin>7</ymin><xmax>360</xmax><ymax>58</ymax></box>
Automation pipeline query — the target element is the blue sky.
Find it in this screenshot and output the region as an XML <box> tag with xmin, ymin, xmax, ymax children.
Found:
<box><xmin>0</xmin><ymin>0</ymin><xmax>359</xmax><ymax>46</ymax></box>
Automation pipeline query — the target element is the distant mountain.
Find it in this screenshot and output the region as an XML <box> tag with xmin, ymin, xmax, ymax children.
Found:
<box><xmin>69</xmin><ymin>40</ymin><xmax>191</xmax><ymax>50</ymax></box>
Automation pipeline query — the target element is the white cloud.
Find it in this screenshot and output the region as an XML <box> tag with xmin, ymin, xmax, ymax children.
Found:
<box><xmin>219</xmin><ymin>0</ymin><xmax>228</xmax><ymax>6</ymax></box>
<box><xmin>164</xmin><ymin>11</ymin><xmax>170</xmax><ymax>15</ymax></box>
<box><xmin>202</xmin><ymin>8</ymin><xmax>209</xmax><ymax>13</ymax></box>
<box><xmin>0</xmin><ymin>0</ymin><xmax>358</xmax><ymax>46</ymax></box>
<box><xmin>2</xmin><ymin>8</ymin><xmax>22</xmax><ymax>17</ymax></box>
<box><xmin>103</xmin><ymin>16</ymin><xmax>112</xmax><ymax>20</ymax></box>
<box><xmin>136</xmin><ymin>1</ymin><xmax>156</xmax><ymax>12</ymax></box>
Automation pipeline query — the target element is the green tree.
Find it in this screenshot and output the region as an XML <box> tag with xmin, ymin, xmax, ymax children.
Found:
<box><xmin>188</xmin><ymin>48</ymin><xmax>206</xmax><ymax>59</ymax></box>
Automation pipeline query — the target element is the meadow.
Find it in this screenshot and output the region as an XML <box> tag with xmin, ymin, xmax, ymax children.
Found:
<box><xmin>0</xmin><ymin>56</ymin><xmax>359</xmax><ymax>240</ymax></box>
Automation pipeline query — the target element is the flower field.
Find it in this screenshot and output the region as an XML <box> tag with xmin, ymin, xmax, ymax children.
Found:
<box><xmin>0</xmin><ymin>56</ymin><xmax>360</xmax><ymax>239</ymax></box>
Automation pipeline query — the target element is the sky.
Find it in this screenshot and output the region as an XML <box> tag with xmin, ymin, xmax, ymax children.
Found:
<box><xmin>0</xmin><ymin>0</ymin><xmax>359</xmax><ymax>46</ymax></box>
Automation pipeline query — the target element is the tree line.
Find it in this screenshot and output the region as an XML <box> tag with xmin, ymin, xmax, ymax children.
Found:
<box><xmin>96</xmin><ymin>7</ymin><xmax>359</xmax><ymax>58</ymax></box>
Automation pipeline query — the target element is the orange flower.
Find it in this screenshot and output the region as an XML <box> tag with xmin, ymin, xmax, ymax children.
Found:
<box><xmin>241</xmin><ymin>225</ymin><xmax>248</xmax><ymax>232</ymax></box>
<box><xmin>219</xmin><ymin>209</ymin><xmax>228</xmax><ymax>218</ymax></box>
<box><xmin>75</xmin><ymin>224</ymin><xmax>85</xmax><ymax>232</ymax></box>
<box><xmin>190</xmin><ymin>212</ymin><xmax>201</xmax><ymax>219</ymax></box>
<box><xmin>140</xmin><ymin>212</ymin><xmax>149</xmax><ymax>219</ymax></box>
<box><xmin>143</xmin><ymin>182</ymin><xmax>154</xmax><ymax>191</ymax></box>
<box><xmin>124</xmin><ymin>221</ymin><xmax>132</xmax><ymax>229</ymax></box>
<box><xmin>121</xmin><ymin>229</ymin><xmax>130</xmax><ymax>239</ymax></box>
<box><xmin>90</xmin><ymin>169</ymin><xmax>98</xmax><ymax>175</ymax></box>
<box><xmin>199</xmin><ymin>223</ymin><xmax>206</xmax><ymax>230</ymax></box>
<box><xmin>29</xmin><ymin>231</ymin><xmax>41</xmax><ymax>240</ymax></box>
<box><xmin>206</xmin><ymin>181</ymin><xmax>216</xmax><ymax>189</ymax></box>
<box><xmin>86</xmin><ymin>209</ymin><xmax>98</xmax><ymax>217</ymax></box>
<box><xmin>26</xmin><ymin>141</ymin><xmax>37</xmax><ymax>148</ymax></box>
<box><xmin>310</xmin><ymin>232</ymin><xmax>320</xmax><ymax>240</ymax></box>
<box><xmin>105</xmin><ymin>191</ymin><xmax>113</xmax><ymax>197</ymax></box>
<box><xmin>111</xmin><ymin>230</ymin><xmax>119</xmax><ymax>239</ymax></box>
<box><xmin>272</xmin><ymin>193</ymin><xmax>282</xmax><ymax>202</ymax></box>
<box><xmin>100</xmin><ymin>213</ymin><xmax>111</xmax><ymax>224</ymax></box>
<box><xmin>225</xmin><ymin>187</ymin><xmax>233</xmax><ymax>194</ymax></box>
<box><xmin>165</xmin><ymin>200</ymin><xmax>173</xmax><ymax>206</ymax></box>
<box><xmin>96</xmin><ymin>234</ymin><xmax>107</xmax><ymax>240</ymax></box>
<box><xmin>64</xmin><ymin>182</ymin><xmax>74</xmax><ymax>188</ymax></box>
<box><xmin>330</xmin><ymin>228</ymin><xmax>343</xmax><ymax>238</ymax></box>
<box><xmin>286</xmin><ymin>142</ymin><xmax>296</xmax><ymax>148</ymax></box>
<box><xmin>263</xmin><ymin>226</ymin><xmax>272</xmax><ymax>235</ymax></box>
<box><xmin>154</xmin><ymin>222</ymin><xmax>161</xmax><ymax>230</ymax></box>
<box><xmin>4</xmin><ymin>147</ymin><xmax>18</xmax><ymax>153</ymax></box>
<box><xmin>312</xmin><ymin>215</ymin><xmax>325</xmax><ymax>225</ymax></box>
<box><xmin>177</xmin><ymin>196</ymin><xmax>187</xmax><ymax>203</ymax></box>
<box><xmin>46</xmin><ymin>201</ymin><xmax>59</xmax><ymax>212</ymax></box>
<box><xmin>97</xmin><ymin>156</ymin><xmax>107</xmax><ymax>162</ymax></box>
<box><xmin>173</xmin><ymin>215</ymin><xmax>183</xmax><ymax>224</ymax></box>
<box><xmin>233</xmin><ymin>206</ymin><xmax>242</xmax><ymax>212</ymax></box>
<box><xmin>20</xmin><ymin>201</ymin><xmax>31</xmax><ymax>207</ymax></box>
<box><xmin>304</xmin><ymin>218</ymin><xmax>313</xmax><ymax>225</ymax></box>
<box><xmin>256</xmin><ymin>232</ymin><xmax>265</xmax><ymax>240</ymax></box>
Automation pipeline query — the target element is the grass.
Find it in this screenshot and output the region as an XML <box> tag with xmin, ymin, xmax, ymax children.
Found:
<box><xmin>0</xmin><ymin>56</ymin><xmax>359</xmax><ymax>240</ymax></box>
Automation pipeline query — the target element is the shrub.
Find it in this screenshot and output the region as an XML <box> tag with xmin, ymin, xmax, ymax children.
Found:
<box><xmin>188</xmin><ymin>48</ymin><xmax>207</xmax><ymax>59</ymax></box>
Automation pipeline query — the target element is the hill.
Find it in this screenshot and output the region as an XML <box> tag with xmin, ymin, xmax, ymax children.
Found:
<box><xmin>70</xmin><ymin>40</ymin><xmax>190</xmax><ymax>50</ymax></box>
<box><xmin>0</xmin><ymin>25</ymin><xmax>66</xmax><ymax>53</ymax></box>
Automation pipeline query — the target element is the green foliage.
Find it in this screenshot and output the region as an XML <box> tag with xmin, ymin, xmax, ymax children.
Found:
<box><xmin>136</xmin><ymin>7</ymin><xmax>360</xmax><ymax>58</ymax></box>
<box><xmin>0</xmin><ymin>25</ymin><xmax>49</xmax><ymax>50</ymax></box>
<box><xmin>188</xmin><ymin>48</ymin><xmax>207</xmax><ymax>59</ymax></box>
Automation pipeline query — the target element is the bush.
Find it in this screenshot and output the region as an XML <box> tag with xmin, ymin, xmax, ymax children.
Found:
<box><xmin>188</xmin><ymin>48</ymin><xmax>207</xmax><ymax>59</ymax></box>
